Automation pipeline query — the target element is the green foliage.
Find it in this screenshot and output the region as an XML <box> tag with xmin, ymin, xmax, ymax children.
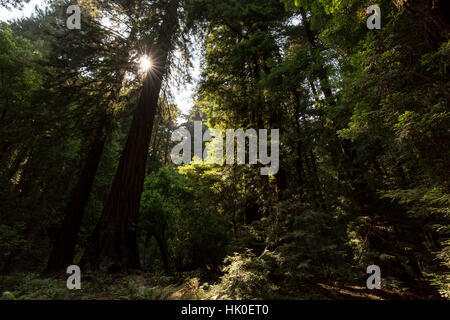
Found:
<box><xmin>0</xmin><ymin>0</ymin><xmax>448</xmax><ymax>300</ymax></box>
<box><xmin>206</xmin><ymin>251</ymin><xmax>277</xmax><ymax>299</ymax></box>
<box><xmin>0</xmin><ymin>272</ymin><xmax>182</xmax><ymax>300</ymax></box>
<box><xmin>0</xmin><ymin>0</ymin><xmax>30</xmax><ymax>9</ymax></box>
<box><xmin>140</xmin><ymin>166</ymin><xmax>232</xmax><ymax>272</ymax></box>
<box><xmin>273</xmin><ymin>204</ymin><xmax>353</xmax><ymax>285</ymax></box>
<box><xmin>137</xmin><ymin>284</ymin><xmax>176</xmax><ymax>300</ymax></box>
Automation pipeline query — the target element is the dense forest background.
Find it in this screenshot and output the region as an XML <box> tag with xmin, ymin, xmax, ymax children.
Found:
<box><xmin>0</xmin><ymin>0</ymin><xmax>449</xmax><ymax>300</ymax></box>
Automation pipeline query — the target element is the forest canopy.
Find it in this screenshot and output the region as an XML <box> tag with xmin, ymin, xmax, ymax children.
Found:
<box><xmin>0</xmin><ymin>0</ymin><xmax>449</xmax><ymax>300</ymax></box>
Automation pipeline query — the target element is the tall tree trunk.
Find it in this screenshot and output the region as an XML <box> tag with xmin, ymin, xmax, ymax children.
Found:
<box><xmin>308</xmin><ymin>149</ymin><xmax>325</xmax><ymax>206</ymax></box>
<box><xmin>6</xmin><ymin>146</ymin><xmax>28</xmax><ymax>181</ymax></box>
<box><xmin>300</xmin><ymin>8</ymin><xmax>356</xmax><ymax>198</ymax></box>
<box><xmin>293</xmin><ymin>90</ymin><xmax>305</xmax><ymax>188</ymax></box>
<box><xmin>44</xmin><ymin>21</ymin><xmax>138</xmax><ymax>274</ymax></box>
<box><xmin>81</xmin><ymin>1</ymin><xmax>179</xmax><ymax>272</ymax></box>
<box><xmin>44</xmin><ymin>116</ymin><xmax>108</xmax><ymax>274</ymax></box>
<box><xmin>154</xmin><ymin>231</ymin><xmax>169</xmax><ymax>273</ymax></box>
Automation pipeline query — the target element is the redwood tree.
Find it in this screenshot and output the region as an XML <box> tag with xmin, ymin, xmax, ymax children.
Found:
<box><xmin>82</xmin><ymin>0</ymin><xmax>180</xmax><ymax>272</ymax></box>
<box><xmin>44</xmin><ymin>116</ymin><xmax>109</xmax><ymax>274</ymax></box>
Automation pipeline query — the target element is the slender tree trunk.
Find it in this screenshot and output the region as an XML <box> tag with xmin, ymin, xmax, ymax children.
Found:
<box><xmin>6</xmin><ymin>147</ymin><xmax>28</xmax><ymax>181</ymax></box>
<box><xmin>293</xmin><ymin>90</ymin><xmax>305</xmax><ymax>188</ymax></box>
<box><xmin>81</xmin><ymin>1</ymin><xmax>179</xmax><ymax>272</ymax></box>
<box><xmin>147</xmin><ymin>117</ymin><xmax>162</xmax><ymax>176</ymax></box>
<box><xmin>300</xmin><ymin>8</ymin><xmax>357</xmax><ymax>198</ymax></box>
<box><xmin>44</xmin><ymin>117</ymin><xmax>108</xmax><ymax>274</ymax></box>
<box><xmin>154</xmin><ymin>232</ymin><xmax>169</xmax><ymax>273</ymax></box>
<box><xmin>44</xmin><ymin>21</ymin><xmax>138</xmax><ymax>274</ymax></box>
<box><xmin>308</xmin><ymin>149</ymin><xmax>325</xmax><ymax>205</ymax></box>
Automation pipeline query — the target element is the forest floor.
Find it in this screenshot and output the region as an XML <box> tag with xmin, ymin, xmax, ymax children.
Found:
<box><xmin>0</xmin><ymin>271</ymin><xmax>444</xmax><ymax>300</ymax></box>
<box><xmin>312</xmin><ymin>282</ymin><xmax>442</xmax><ymax>300</ymax></box>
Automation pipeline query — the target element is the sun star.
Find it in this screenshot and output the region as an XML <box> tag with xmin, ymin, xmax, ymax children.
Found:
<box><xmin>139</xmin><ymin>55</ymin><xmax>153</xmax><ymax>73</ymax></box>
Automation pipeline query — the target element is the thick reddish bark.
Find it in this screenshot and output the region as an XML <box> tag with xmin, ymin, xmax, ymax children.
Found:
<box><xmin>44</xmin><ymin>23</ymin><xmax>138</xmax><ymax>274</ymax></box>
<box><xmin>82</xmin><ymin>2</ymin><xmax>179</xmax><ymax>272</ymax></box>
<box><xmin>44</xmin><ymin>118</ymin><xmax>108</xmax><ymax>274</ymax></box>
